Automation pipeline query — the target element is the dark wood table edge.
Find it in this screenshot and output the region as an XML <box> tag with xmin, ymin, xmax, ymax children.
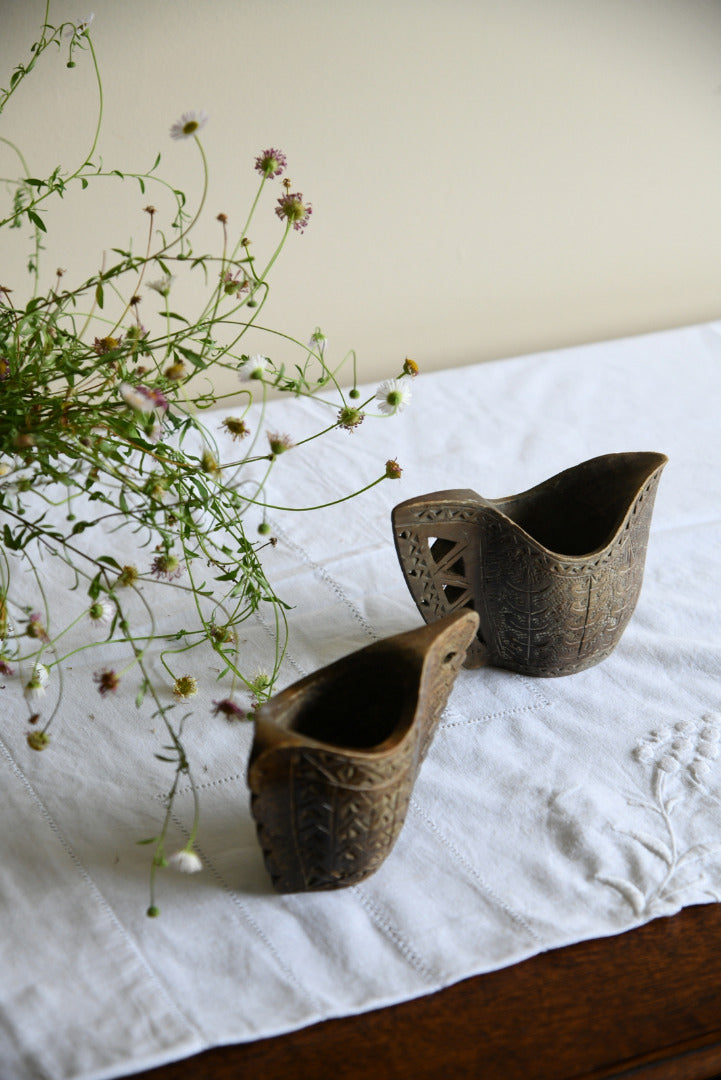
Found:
<box><xmin>128</xmin><ymin>902</ymin><xmax>721</xmax><ymax>1080</ymax></box>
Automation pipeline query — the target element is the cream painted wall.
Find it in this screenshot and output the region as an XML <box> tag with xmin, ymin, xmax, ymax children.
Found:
<box><xmin>1</xmin><ymin>0</ymin><xmax>720</xmax><ymax>395</ymax></box>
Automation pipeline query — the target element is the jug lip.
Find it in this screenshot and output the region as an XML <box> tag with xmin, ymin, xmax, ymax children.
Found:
<box><xmin>251</xmin><ymin>705</ymin><xmax>420</xmax><ymax>759</ymax></box>
<box><xmin>249</xmin><ymin>641</ymin><xmax>423</xmax><ymax>760</ymax></box>
<box><xmin>391</xmin><ymin>452</ymin><xmax>668</xmax><ymax>517</ymax></box>
<box><xmin>490</xmin><ymin>451</ymin><xmax>668</xmax><ymax>562</ymax></box>
<box><xmin>392</xmin><ymin>452</ymin><xmax>668</xmax><ymax>559</ymax></box>
<box><xmin>251</xmin><ymin>610</ymin><xmax>477</xmax><ymax>759</ymax></box>
<box><xmin>390</xmin><ymin>451</ymin><xmax>669</xmax><ymax>509</ymax></box>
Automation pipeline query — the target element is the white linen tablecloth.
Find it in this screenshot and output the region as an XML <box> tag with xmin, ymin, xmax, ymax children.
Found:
<box><xmin>1</xmin><ymin>322</ymin><xmax>720</xmax><ymax>1079</ymax></box>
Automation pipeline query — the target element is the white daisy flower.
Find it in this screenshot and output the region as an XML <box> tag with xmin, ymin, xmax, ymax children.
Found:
<box><xmin>238</xmin><ymin>354</ymin><xmax>269</xmax><ymax>381</ymax></box>
<box><xmin>26</xmin><ymin>663</ymin><xmax>49</xmax><ymax>700</ymax></box>
<box><xmin>146</xmin><ymin>275</ymin><xmax>174</xmax><ymax>297</ymax></box>
<box><xmin>308</xmin><ymin>327</ymin><xmax>327</xmax><ymax>358</ymax></box>
<box><xmin>63</xmin><ymin>13</ymin><xmax>94</xmax><ymax>38</ymax></box>
<box><xmin>33</xmin><ymin>663</ymin><xmax>49</xmax><ymax>685</ymax></box>
<box><xmin>168</xmin><ymin>849</ymin><xmax>203</xmax><ymax>874</ymax></box>
<box><xmin>375</xmin><ymin>377</ymin><xmax>412</xmax><ymax>415</ymax></box>
<box><xmin>88</xmin><ymin>600</ymin><xmax>114</xmax><ymax>625</ymax></box>
<box><xmin>251</xmin><ymin>668</ymin><xmax>271</xmax><ymax>693</ymax></box>
<box><xmin>170</xmin><ymin>110</ymin><xmax>209</xmax><ymax>141</ymax></box>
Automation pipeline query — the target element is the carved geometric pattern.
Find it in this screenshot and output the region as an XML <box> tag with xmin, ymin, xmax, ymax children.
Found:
<box><xmin>392</xmin><ymin>454</ymin><xmax>667</xmax><ymax>676</ymax></box>
<box><xmin>248</xmin><ymin>611</ymin><xmax>478</xmax><ymax>893</ymax></box>
<box><xmin>288</xmin><ymin>743</ymin><xmax>417</xmax><ymax>890</ymax></box>
<box><xmin>393</xmin><ymin>496</ymin><xmax>488</xmax><ymax>668</ymax></box>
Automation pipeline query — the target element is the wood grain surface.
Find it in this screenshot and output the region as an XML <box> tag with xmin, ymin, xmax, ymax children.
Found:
<box><xmin>127</xmin><ymin>902</ymin><xmax>721</xmax><ymax>1080</ymax></box>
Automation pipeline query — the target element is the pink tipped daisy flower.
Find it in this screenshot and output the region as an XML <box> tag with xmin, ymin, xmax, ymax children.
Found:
<box><xmin>275</xmin><ymin>192</ymin><xmax>312</xmax><ymax>232</ymax></box>
<box><xmin>255</xmin><ymin>148</ymin><xmax>287</xmax><ymax>179</ymax></box>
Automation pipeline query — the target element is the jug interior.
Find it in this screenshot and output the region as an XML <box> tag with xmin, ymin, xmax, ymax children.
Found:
<box><xmin>289</xmin><ymin>654</ymin><xmax>417</xmax><ymax>750</ymax></box>
<box><xmin>498</xmin><ymin>454</ymin><xmax>660</xmax><ymax>557</ymax></box>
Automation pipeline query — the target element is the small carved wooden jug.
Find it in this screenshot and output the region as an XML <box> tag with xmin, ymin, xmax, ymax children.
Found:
<box><xmin>248</xmin><ymin>609</ymin><xmax>479</xmax><ymax>893</ymax></box>
<box><xmin>392</xmin><ymin>452</ymin><xmax>667</xmax><ymax>677</ymax></box>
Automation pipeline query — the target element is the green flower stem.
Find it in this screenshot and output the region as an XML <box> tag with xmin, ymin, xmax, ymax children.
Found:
<box><xmin>111</xmin><ymin>585</ymin><xmax>199</xmax><ymax>913</ymax></box>
<box><xmin>83</xmin><ymin>37</ymin><xmax>104</xmax><ymax>180</ymax></box>
<box><xmin>0</xmin><ymin>137</ymin><xmax>32</xmax><ymax>179</ymax></box>
<box><xmin>148</xmin><ymin>752</ymin><xmax>181</xmax><ymax>913</ymax></box>
<box><xmin>154</xmin><ymin>135</ymin><xmax>209</xmax><ymax>260</ymax></box>
<box><xmin>192</xmin><ymin>221</ymin><xmax>230</xmax><ymax>362</ymax></box>
<box><xmin>230</xmin><ymin>472</ymin><xmax>390</xmax><ymax>513</ymax></box>
<box><xmin>75</xmin><ymin>251</ymin><xmax>107</xmax><ymax>344</ymax></box>
<box><xmin>18</xmin><ymin>554</ymin><xmax>65</xmax><ymax>732</ymax></box>
<box><xmin>0</xmin><ymin>0</ymin><xmax>54</xmax><ymax>117</ymax></box>
<box><xmin>0</xmin><ymin>29</ymin><xmax>103</xmax><ymax>231</ymax></box>
<box><xmin>48</xmin><ymin>631</ymin><xmax>159</xmax><ymax>667</ymax></box>
<box><xmin>203</xmin><ymin>279</ymin><xmax>272</xmax><ymax>367</ymax></box>
<box><xmin>229</xmin><ymin>175</ymin><xmax>267</xmax><ymax>264</ymax></box>
<box><xmin>108</xmin><ymin>208</ymin><xmax>158</xmax><ymax>338</ymax></box>
<box><xmin>254</xmin><ymin>220</ymin><xmax>291</xmax><ymax>286</ymax></box>
<box><xmin>212</xmin><ymin>321</ymin><xmax>360</xmax><ymax>405</ymax></box>
<box><xmin>231</xmin><ymin>454</ymin><xmax>274</xmax><ymax>515</ymax></box>
<box><xmin>268</xmin><ymin>585</ymin><xmax>289</xmax><ymax>691</ymax></box>
<box><xmin>226</xmin><ymin>379</ymin><xmax>269</xmax><ymax>477</ymax></box>
<box><xmin>180</xmin><ymin>549</ymin><xmax>253</xmax><ymax>696</ymax></box>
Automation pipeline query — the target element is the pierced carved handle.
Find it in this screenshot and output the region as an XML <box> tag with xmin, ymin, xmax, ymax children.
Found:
<box><xmin>392</xmin><ymin>489</ymin><xmax>489</xmax><ymax>669</ymax></box>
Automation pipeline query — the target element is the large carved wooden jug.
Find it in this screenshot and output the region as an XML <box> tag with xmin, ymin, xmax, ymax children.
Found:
<box><xmin>392</xmin><ymin>452</ymin><xmax>667</xmax><ymax>677</ymax></box>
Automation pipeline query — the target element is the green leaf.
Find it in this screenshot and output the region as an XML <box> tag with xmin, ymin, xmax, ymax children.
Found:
<box><xmin>262</xmin><ymin>596</ymin><xmax>292</xmax><ymax>609</ymax></box>
<box><xmin>27</xmin><ymin>209</ymin><xmax>46</xmax><ymax>232</ymax></box>
<box><xmin>95</xmin><ymin>282</ymin><xmax>104</xmax><ymax>308</ymax></box>
<box><xmin>176</xmin><ymin>344</ymin><xmax>204</xmax><ymax>368</ymax></box>
<box><xmin>3</xmin><ymin>523</ymin><xmax>19</xmax><ymax>549</ymax></box>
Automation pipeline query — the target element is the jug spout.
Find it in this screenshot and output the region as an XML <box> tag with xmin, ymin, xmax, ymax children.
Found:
<box><xmin>392</xmin><ymin>452</ymin><xmax>667</xmax><ymax>677</ymax></box>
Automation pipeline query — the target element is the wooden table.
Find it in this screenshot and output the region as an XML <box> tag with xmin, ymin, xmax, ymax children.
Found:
<box><xmin>131</xmin><ymin>902</ymin><xmax>721</xmax><ymax>1080</ymax></box>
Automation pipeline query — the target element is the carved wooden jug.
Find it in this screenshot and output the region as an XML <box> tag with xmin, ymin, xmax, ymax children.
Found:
<box><xmin>392</xmin><ymin>452</ymin><xmax>667</xmax><ymax>677</ymax></box>
<box><xmin>248</xmin><ymin>609</ymin><xmax>479</xmax><ymax>893</ymax></box>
